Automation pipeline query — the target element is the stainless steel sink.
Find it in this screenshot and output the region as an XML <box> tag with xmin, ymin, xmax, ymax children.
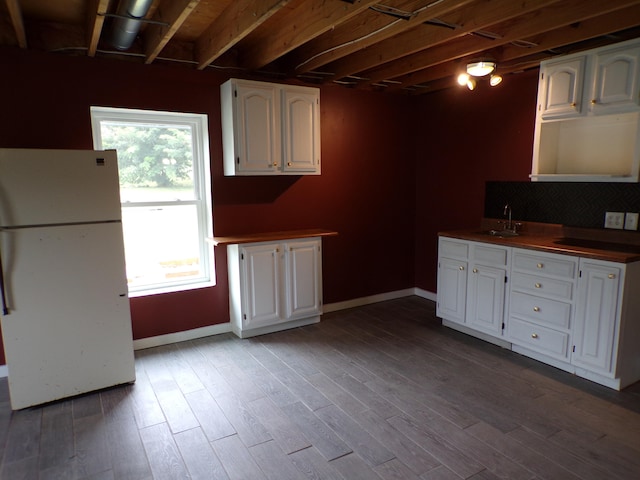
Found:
<box><xmin>477</xmin><ymin>229</ymin><xmax>520</xmax><ymax>238</ymax></box>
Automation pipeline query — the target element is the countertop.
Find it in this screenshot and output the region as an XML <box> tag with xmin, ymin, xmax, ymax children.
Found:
<box><xmin>440</xmin><ymin>220</ymin><xmax>640</xmax><ymax>264</ymax></box>
<box><xmin>208</xmin><ymin>228</ymin><xmax>338</xmax><ymax>246</ymax></box>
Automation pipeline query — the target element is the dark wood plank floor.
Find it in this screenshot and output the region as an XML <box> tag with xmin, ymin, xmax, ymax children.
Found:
<box><xmin>1</xmin><ymin>296</ymin><xmax>639</xmax><ymax>479</ymax></box>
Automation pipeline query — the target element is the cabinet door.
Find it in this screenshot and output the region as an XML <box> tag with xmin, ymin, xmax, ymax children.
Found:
<box><xmin>284</xmin><ymin>239</ymin><xmax>321</xmax><ymax>320</ymax></box>
<box><xmin>235</xmin><ymin>81</ymin><xmax>281</xmax><ymax>174</ymax></box>
<box><xmin>590</xmin><ymin>45</ymin><xmax>640</xmax><ymax>114</ymax></box>
<box><xmin>241</xmin><ymin>243</ymin><xmax>282</xmax><ymax>329</ymax></box>
<box><xmin>436</xmin><ymin>256</ymin><xmax>467</xmax><ymax>324</ymax></box>
<box><xmin>572</xmin><ymin>262</ymin><xmax>621</xmax><ymax>374</ymax></box>
<box><xmin>539</xmin><ymin>57</ymin><xmax>586</xmax><ymax>119</ymax></box>
<box><xmin>466</xmin><ymin>264</ymin><xmax>506</xmax><ymax>336</ymax></box>
<box><xmin>282</xmin><ymin>87</ymin><xmax>320</xmax><ymax>174</ymax></box>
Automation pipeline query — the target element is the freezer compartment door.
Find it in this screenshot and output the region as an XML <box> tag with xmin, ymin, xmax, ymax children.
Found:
<box><xmin>0</xmin><ymin>148</ymin><xmax>122</xmax><ymax>226</ymax></box>
<box><xmin>0</xmin><ymin>222</ymin><xmax>135</xmax><ymax>409</ymax></box>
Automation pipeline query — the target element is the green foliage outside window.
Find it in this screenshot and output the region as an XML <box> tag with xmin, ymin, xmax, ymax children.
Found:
<box><xmin>100</xmin><ymin>124</ymin><xmax>193</xmax><ymax>188</ymax></box>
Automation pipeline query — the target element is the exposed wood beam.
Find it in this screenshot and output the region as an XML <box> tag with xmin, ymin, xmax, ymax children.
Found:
<box><xmin>499</xmin><ymin>5</ymin><xmax>640</xmax><ymax>63</ymax></box>
<box><xmin>387</xmin><ymin>6</ymin><xmax>640</xmax><ymax>93</ymax></box>
<box><xmin>144</xmin><ymin>0</ymin><xmax>200</xmax><ymax>64</ymax></box>
<box><xmin>5</xmin><ymin>0</ymin><xmax>27</xmax><ymax>48</ymax></box>
<box><xmin>360</xmin><ymin>0</ymin><xmax>640</xmax><ymax>86</ymax></box>
<box><xmin>290</xmin><ymin>0</ymin><xmax>475</xmax><ymax>75</ymax></box>
<box><xmin>325</xmin><ymin>0</ymin><xmax>560</xmax><ymax>82</ymax></box>
<box><xmin>240</xmin><ymin>0</ymin><xmax>381</xmax><ymax>71</ymax></box>
<box><xmin>195</xmin><ymin>0</ymin><xmax>290</xmax><ymax>70</ymax></box>
<box><xmin>87</xmin><ymin>0</ymin><xmax>110</xmax><ymax>56</ymax></box>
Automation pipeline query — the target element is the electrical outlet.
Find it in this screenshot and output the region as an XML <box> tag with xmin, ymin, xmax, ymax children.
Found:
<box><xmin>604</xmin><ymin>211</ymin><xmax>625</xmax><ymax>229</ymax></box>
<box><xmin>625</xmin><ymin>212</ymin><xmax>639</xmax><ymax>231</ymax></box>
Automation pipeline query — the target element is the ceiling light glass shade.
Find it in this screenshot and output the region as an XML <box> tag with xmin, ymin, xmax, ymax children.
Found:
<box><xmin>466</xmin><ymin>78</ymin><xmax>476</xmax><ymax>90</ymax></box>
<box><xmin>489</xmin><ymin>74</ymin><xmax>503</xmax><ymax>86</ymax></box>
<box><xmin>457</xmin><ymin>73</ymin><xmax>470</xmax><ymax>86</ymax></box>
<box><xmin>467</xmin><ymin>61</ymin><xmax>496</xmax><ymax>77</ymax></box>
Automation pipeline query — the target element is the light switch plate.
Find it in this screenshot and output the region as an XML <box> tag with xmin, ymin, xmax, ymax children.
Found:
<box><xmin>605</xmin><ymin>211</ymin><xmax>625</xmax><ymax>229</ymax></box>
<box><xmin>624</xmin><ymin>212</ymin><xmax>639</xmax><ymax>230</ymax></box>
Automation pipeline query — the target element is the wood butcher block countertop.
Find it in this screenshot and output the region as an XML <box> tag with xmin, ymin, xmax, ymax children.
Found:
<box><xmin>440</xmin><ymin>219</ymin><xmax>640</xmax><ymax>264</ymax></box>
<box><xmin>209</xmin><ymin>228</ymin><xmax>338</xmax><ymax>246</ymax></box>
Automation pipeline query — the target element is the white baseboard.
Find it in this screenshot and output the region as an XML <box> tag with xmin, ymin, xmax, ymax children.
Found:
<box><xmin>133</xmin><ymin>322</ymin><xmax>232</xmax><ymax>351</ymax></box>
<box><xmin>323</xmin><ymin>288</ymin><xmax>436</xmax><ymax>313</ymax></box>
<box><xmin>0</xmin><ymin>289</ymin><xmax>438</xmax><ymax>376</ymax></box>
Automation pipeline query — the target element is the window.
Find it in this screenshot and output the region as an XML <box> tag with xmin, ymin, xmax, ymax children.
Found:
<box><xmin>90</xmin><ymin>106</ymin><xmax>214</xmax><ymax>295</ymax></box>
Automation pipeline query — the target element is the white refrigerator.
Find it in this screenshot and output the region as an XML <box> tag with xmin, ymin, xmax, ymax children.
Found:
<box><xmin>0</xmin><ymin>148</ymin><xmax>135</xmax><ymax>410</ymax></box>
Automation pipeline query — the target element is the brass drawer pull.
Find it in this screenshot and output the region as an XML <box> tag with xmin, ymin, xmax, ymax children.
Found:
<box><xmin>533</xmin><ymin>306</ymin><xmax>540</xmax><ymax>312</ymax></box>
<box><xmin>534</xmin><ymin>283</ymin><xmax>541</xmax><ymax>288</ymax></box>
<box><xmin>608</xmin><ymin>273</ymin><xmax>616</xmax><ymax>279</ymax></box>
<box><xmin>473</xmin><ymin>268</ymin><xmax>478</xmax><ymax>273</ymax></box>
<box><xmin>536</xmin><ymin>263</ymin><xmax>544</xmax><ymax>269</ymax></box>
<box><xmin>459</xmin><ymin>266</ymin><xmax>465</xmax><ymax>271</ymax></box>
<box><xmin>531</xmin><ymin>333</ymin><xmax>539</xmax><ymax>339</ymax></box>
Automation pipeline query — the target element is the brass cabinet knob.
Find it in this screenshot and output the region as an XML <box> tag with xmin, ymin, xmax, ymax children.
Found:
<box><xmin>459</xmin><ymin>266</ymin><xmax>465</xmax><ymax>271</ymax></box>
<box><xmin>473</xmin><ymin>268</ymin><xmax>478</xmax><ymax>273</ymax></box>
<box><xmin>531</xmin><ymin>333</ymin><xmax>539</xmax><ymax>339</ymax></box>
<box><xmin>287</xmin><ymin>162</ymin><xmax>292</xmax><ymax>166</ymax></box>
<box><xmin>570</xmin><ymin>102</ymin><xmax>577</xmax><ymax>107</ymax></box>
<box><xmin>273</xmin><ymin>162</ymin><xmax>278</xmax><ymax>167</ymax></box>
<box><xmin>608</xmin><ymin>273</ymin><xmax>616</xmax><ymax>279</ymax></box>
<box><xmin>534</xmin><ymin>283</ymin><xmax>541</xmax><ymax>288</ymax></box>
<box><xmin>533</xmin><ymin>306</ymin><xmax>540</xmax><ymax>312</ymax></box>
<box><xmin>536</xmin><ymin>263</ymin><xmax>544</xmax><ymax>269</ymax></box>
<box><xmin>591</xmin><ymin>99</ymin><xmax>597</xmax><ymax>105</ymax></box>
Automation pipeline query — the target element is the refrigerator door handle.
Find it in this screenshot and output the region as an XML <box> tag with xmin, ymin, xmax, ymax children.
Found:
<box><xmin>0</xmin><ymin>246</ymin><xmax>8</xmax><ymax>315</ymax></box>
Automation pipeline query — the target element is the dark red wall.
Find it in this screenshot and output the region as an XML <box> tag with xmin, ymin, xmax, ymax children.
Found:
<box><xmin>0</xmin><ymin>47</ymin><xmax>418</xmax><ymax>365</ymax></box>
<box><xmin>413</xmin><ymin>69</ymin><xmax>539</xmax><ymax>293</ymax></box>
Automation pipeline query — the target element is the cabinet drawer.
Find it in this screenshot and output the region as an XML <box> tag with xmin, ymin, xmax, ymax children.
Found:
<box><xmin>472</xmin><ymin>244</ymin><xmax>508</xmax><ymax>266</ymax></box>
<box><xmin>510</xmin><ymin>291</ymin><xmax>571</xmax><ymax>329</ymax></box>
<box><xmin>511</xmin><ymin>272</ymin><xmax>574</xmax><ymax>300</ymax></box>
<box><xmin>439</xmin><ymin>239</ymin><xmax>468</xmax><ymax>259</ymax></box>
<box><xmin>512</xmin><ymin>250</ymin><xmax>576</xmax><ymax>279</ymax></box>
<box><xmin>509</xmin><ymin>317</ymin><xmax>570</xmax><ymax>359</ymax></box>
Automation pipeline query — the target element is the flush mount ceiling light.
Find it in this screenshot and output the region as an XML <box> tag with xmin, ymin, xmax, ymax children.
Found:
<box><xmin>466</xmin><ymin>61</ymin><xmax>496</xmax><ymax>77</ymax></box>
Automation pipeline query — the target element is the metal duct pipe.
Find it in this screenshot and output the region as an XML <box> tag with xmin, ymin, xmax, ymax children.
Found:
<box><xmin>110</xmin><ymin>0</ymin><xmax>154</xmax><ymax>51</ymax></box>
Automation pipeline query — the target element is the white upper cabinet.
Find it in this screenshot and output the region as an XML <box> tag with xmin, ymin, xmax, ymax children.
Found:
<box><xmin>539</xmin><ymin>57</ymin><xmax>586</xmax><ymax>119</ymax></box>
<box><xmin>590</xmin><ymin>43</ymin><xmax>640</xmax><ymax>114</ymax></box>
<box><xmin>221</xmin><ymin>78</ymin><xmax>320</xmax><ymax>176</ymax></box>
<box><xmin>531</xmin><ymin>37</ymin><xmax>640</xmax><ymax>182</ymax></box>
<box><xmin>282</xmin><ymin>87</ymin><xmax>321</xmax><ymax>173</ymax></box>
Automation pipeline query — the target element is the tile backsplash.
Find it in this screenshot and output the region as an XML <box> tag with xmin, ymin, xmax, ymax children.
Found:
<box><xmin>484</xmin><ymin>181</ymin><xmax>640</xmax><ymax>231</ymax></box>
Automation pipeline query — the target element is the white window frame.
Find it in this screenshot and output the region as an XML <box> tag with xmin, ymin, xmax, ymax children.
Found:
<box><xmin>90</xmin><ymin>106</ymin><xmax>214</xmax><ymax>296</ymax></box>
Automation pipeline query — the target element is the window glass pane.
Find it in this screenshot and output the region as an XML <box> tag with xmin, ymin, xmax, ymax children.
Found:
<box><xmin>100</xmin><ymin>122</ymin><xmax>196</xmax><ymax>202</ymax></box>
<box><xmin>121</xmin><ymin>205</ymin><xmax>203</xmax><ymax>289</ymax></box>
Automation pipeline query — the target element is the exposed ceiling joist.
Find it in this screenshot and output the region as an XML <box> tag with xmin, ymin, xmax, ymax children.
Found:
<box><xmin>2</xmin><ymin>0</ymin><xmax>640</xmax><ymax>95</ymax></box>
<box><xmin>143</xmin><ymin>0</ymin><xmax>200</xmax><ymax>64</ymax></box>
<box><xmin>4</xmin><ymin>0</ymin><xmax>26</xmax><ymax>48</ymax></box>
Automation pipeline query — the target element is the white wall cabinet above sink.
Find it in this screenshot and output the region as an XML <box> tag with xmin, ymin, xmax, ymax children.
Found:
<box><xmin>531</xmin><ymin>37</ymin><xmax>640</xmax><ymax>182</ymax></box>
<box><xmin>221</xmin><ymin>78</ymin><xmax>321</xmax><ymax>176</ymax></box>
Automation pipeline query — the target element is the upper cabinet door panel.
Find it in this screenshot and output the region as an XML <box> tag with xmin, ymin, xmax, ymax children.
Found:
<box><xmin>236</xmin><ymin>82</ymin><xmax>281</xmax><ymax>174</ymax></box>
<box><xmin>540</xmin><ymin>57</ymin><xmax>586</xmax><ymax>120</ymax></box>
<box><xmin>282</xmin><ymin>88</ymin><xmax>320</xmax><ymax>173</ymax></box>
<box><xmin>591</xmin><ymin>45</ymin><xmax>640</xmax><ymax>114</ymax></box>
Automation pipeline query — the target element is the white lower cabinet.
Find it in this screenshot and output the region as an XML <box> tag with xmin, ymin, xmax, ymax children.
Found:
<box><xmin>437</xmin><ymin>236</ymin><xmax>640</xmax><ymax>390</ymax></box>
<box><xmin>507</xmin><ymin>249</ymin><xmax>577</xmax><ymax>363</ymax></box>
<box><xmin>437</xmin><ymin>238</ymin><xmax>509</xmax><ymax>345</ymax></box>
<box><xmin>227</xmin><ymin>238</ymin><xmax>322</xmax><ymax>338</ymax></box>
<box><xmin>570</xmin><ymin>258</ymin><xmax>640</xmax><ymax>390</ymax></box>
<box><xmin>466</xmin><ymin>244</ymin><xmax>509</xmax><ymax>337</ymax></box>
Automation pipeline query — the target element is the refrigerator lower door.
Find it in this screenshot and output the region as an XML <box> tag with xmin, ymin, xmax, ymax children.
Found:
<box><xmin>0</xmin><ymin>222</ymin><xmax>135</xmax><ymax>409</ymax></box>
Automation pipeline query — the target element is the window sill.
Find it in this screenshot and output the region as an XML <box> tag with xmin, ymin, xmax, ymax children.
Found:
<box><xmin>128</xmin><ymin>279</ymin><xmax>216</xmax><ymax>298</ymax></box>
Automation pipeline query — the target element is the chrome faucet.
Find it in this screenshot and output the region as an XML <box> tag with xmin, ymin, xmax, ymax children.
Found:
<box><xmin>503</xmin><ymin>203</ymin><xmax>513</xmax><ymax>231</ymax></box>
